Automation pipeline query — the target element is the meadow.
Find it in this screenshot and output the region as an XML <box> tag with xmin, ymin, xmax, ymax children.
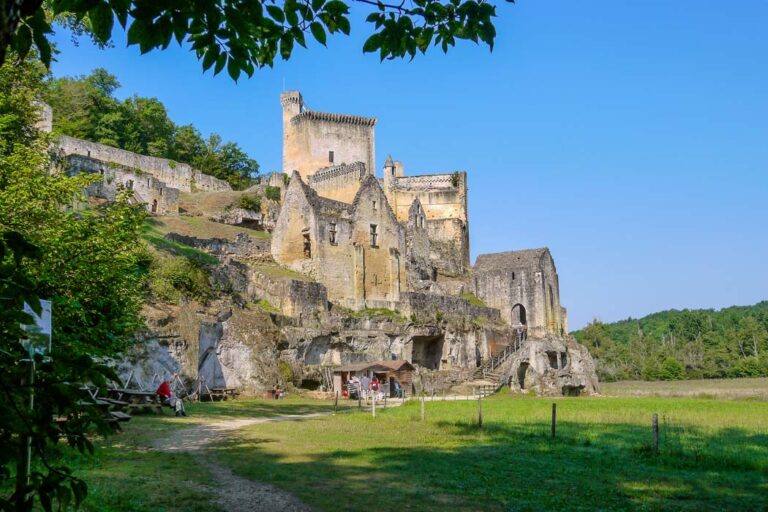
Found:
<box><xmin>11</xmin><ymin>391</ymin><xmax>768</xmax><ymax>511</ymax></box>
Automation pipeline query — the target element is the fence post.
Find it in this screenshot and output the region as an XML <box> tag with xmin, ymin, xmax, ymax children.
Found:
<box><xmin>478</xmin><ymin>395</ymin><xmax>483</xmax><ymax>428</ymax></box>
<box><xmin>421</xmin><ymin>396</ymin><xmax>425</xmax><ymax>421</ymax></box>
<box><xmin>358</xmin><ymin>391</ymin><xmax>362</xmax><ymax>411</ymax></box>
<box><xmin>652</xmin><ymin>413</ymin><xmax>659</xmax><ymax>454</ymax></box>
<box><xmin>334</xmin><ymin>391</ymin><xmax>338</xmax><ymax>414</ymax></box>
<box><xmin>551</xmin><ymin>403</ymin><xmax>557</xmax><ymax>438</ymax></box>
<box><xmin>372</xmin><ymin>394</ymin><xmax>376</xmax><ymax>418</ymax></box>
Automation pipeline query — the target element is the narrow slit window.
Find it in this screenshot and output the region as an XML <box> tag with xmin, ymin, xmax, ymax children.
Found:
<box><xmin>373</xmin><ymin>200</ymin><xmax>377</xmax><ymax>210</ymax></box>
<box><xmin>328</xmin><ymin>150</ymin><xmax>334</xmax><ymax>163</ymax></box>
<box><xmin>329</xmin><ymin>222</ymin><xmax>337</xmax><ymax>244</ymax></box>
<box><xmin>370</xmin><ymin>224</ymin><xmax>378</xmax><ymax>247</ymax></box>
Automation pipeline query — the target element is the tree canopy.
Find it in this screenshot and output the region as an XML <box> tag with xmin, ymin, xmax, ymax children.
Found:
<box><xmin>46</xmin><ymin>68</ymin><xmax>259</xmax><ymax>189</ymax></box>
<box><xmin>572</xmin><ymin>302</ymin><xmax>768</xmax><ymax>382</ymax></box>
<box><xmin>2</xmin><ymin>0</ymin><xmax>513</xmax><ymax>79</ymax></box>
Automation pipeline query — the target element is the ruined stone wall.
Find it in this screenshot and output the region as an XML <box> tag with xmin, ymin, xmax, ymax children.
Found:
<box><xmin>400</xmin><ymin>292</ymin><xmax>501</xmax><ymax>323</ymax></box>
<box><xmin>67</xmin><ymin>154</ymin><xmax>179</xmax><ymax>214</ymax></box>
<box><xmin>165</xmin><ymin>232</ymin><xmax>270</xmax><ymax>260</ymax></box>
<box><xmin>427</xmin><ymin>218</ymin><xmax>470</xmax><ymax>277</ymax></box>
<box><xmin>281</xmin><ymin>91</ymin><xmax>376</xmax><ymax>178</ymax></box>
<box><xmin>307</xmin><ymin>162</ymin><xmax>366</xmax><ymax>203</ymax></box>
<box><xmin>387</xmin><ymin>172</ymin><xmax>468</xmax><ymax>223</ymax></box>
<box><xmin>405</xmin><ymin>199</ymin><xmax>434</xmax><ymax>289</ymax></box>
<box><xmin>57</xmin><ymin>135</ymin><xmax>231</xmax><ymax>192</ymax></box>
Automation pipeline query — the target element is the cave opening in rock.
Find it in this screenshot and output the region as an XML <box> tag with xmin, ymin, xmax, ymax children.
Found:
<box><xmin>411</xmin><ymin>335</ymin><xmax>444</xmax><ymax>370</ymax></box>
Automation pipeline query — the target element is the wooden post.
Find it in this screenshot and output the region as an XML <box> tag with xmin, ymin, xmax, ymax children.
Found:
<box><xmin>420</xmin><ymin>396</ymin><xmax>425</xmax><ymax>421</ymax></box>
<box><xmin>334</xmin><ymin>391</ymin><xmax>338</xmax><ymax>414</ymax></box>
<box><xmin>384</xmin><ymin>394</ymin><xmax>387</xmax><ymax>408</ymax></box>
<box><xmin>358</xmin><ymin>391</ymin><xmax>362</xmax><ymax>410</ymax></box>
<box><xmin>478</xmin><ymin>395</ymin><xmax>483</xmax><ymax>428</ymax></box>
<box><xmin>652</xmin><ymin>413</ymin><xmax>659</xmax><ymax>454</ymax></box>
<box><xmin>372</xmin><ymin>394</ymin><xmax>376</xmax><ymax>418</ymax></box>
<box><xmin>551</xmin><ymin>403</ymin><xmax>557</xmax><ymax>438</ymax></box>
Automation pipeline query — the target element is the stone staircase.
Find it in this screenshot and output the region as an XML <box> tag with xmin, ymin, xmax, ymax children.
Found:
<box><xmin>470</xmin><ymin>338</ymin><xmax>525</xmax><ymax>391</ymax></box>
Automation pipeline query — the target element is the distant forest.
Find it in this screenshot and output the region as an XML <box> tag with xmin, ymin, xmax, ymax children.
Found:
<box><xmin>572</xmin><ymin>302</ymin><xmax>768</xmax><ymax>381</ymax></box>
<box><xmin>45</xmin><ymin>68</ymin><xmax>259</xmax><ymax>190</ymax></box>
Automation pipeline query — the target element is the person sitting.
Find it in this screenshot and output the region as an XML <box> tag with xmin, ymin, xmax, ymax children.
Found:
<box><xmin>156</xmin><ymin>380</ymin><xmax>187</xmax><ymax>416</ymax></box>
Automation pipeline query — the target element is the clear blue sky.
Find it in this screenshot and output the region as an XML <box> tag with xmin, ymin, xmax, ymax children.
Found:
<box><xmin>49</xmin><ymin>0</ymin><xmax>768</xmax><ymax>330</ymax></box>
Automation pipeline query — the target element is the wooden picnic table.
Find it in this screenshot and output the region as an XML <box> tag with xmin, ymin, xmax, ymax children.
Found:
<box><xmin>108</xmin><ymin>388</ymin><xmax>165</xmax><ymax>414</ymax></box>
<box><xmin>203</xmin><ymin>387</ymin><xmax>240</xmax><ymax>401</ymax></box>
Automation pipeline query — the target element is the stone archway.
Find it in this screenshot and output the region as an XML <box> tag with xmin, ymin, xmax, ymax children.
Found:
<box><xmin>511</xmin><ymin>303</ymin><xmax>527</xmax><ymax>325</ymax></box>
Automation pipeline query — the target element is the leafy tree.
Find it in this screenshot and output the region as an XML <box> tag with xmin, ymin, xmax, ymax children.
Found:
<box><xmin>1</xmin><ymin>55</ymin><xmax>148</xmax><ymax>510</ymax></box>
<box><xmin>573</xmin><ymin>302</ymin><xmax>768</xmax><ymax>381</ymax></box>
<box><xmin>2</xmin><ymin>0</ymin><xmax>515</xmax><ymax>80</ymax></box>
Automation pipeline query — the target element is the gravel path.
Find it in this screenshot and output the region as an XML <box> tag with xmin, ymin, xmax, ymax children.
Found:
<box><xmin>154</xmin><ymin>413</ymin><xmax>330</xmax><ymax>512</ymax></box>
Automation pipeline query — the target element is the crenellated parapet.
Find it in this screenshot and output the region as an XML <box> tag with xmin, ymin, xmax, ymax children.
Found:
<box><xmin>290</xmin><ymin>110</ymin><xmax>377</xmax><ymax>127</ymax></box>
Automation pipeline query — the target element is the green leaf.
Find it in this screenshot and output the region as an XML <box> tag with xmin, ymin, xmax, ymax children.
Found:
<box><xmin>89</xmin><ymin>2</ymin><xmax>114</xmax><ymax>43</ymax></box>
<box><xmin>214</xmin><ymin>53</ymin><xmax>227</xmax><ymax>75</ymax></box>
<box><xmin>266</xmin><ymin>5</ymin><xmax>285</xmax><ymax>23</ymax></box>
<box><xmin>310</xmin><ymin>22</ymin><xmax>326</xmax><ymax>46</ymax></box>
<box><xmin>227</xmin><ymin>58</ymin><xmax>241</xmax><ymax>81</ymax></box>
<box><xmin>362</xmin><ymin>33</ymin><xmax>381</xmax><ymax>54</ymax></box>
<box><xmin>202</xmin><ymin>46</ymin><xmax>219</xmax><ymax>71</ymax></box>
<box><xmin>312</xmin><ymin>0</ymin><xmax>325</xmax><ymax>11</ymax></box>
<box><xmin>280</xmin><ymin>34</ymin><xmax>294</xmax><ymax>59</ymax></box>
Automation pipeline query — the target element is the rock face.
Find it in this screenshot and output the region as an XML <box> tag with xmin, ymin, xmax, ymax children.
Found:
<box><xmin>503</xmin><ymin>336</ymin><xmax>600</xmax><ymax>396</ymax></box>
<box><xmin>119</xmin><ymin>254</ymin><xmax>599</xmax><ymax>398</ymax></box>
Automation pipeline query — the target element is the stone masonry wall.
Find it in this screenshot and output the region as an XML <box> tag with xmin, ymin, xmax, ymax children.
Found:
<box><xmin>57</xmin><ymin>135</ymin><xmax>231</xmax><ymax>192</ymax></box>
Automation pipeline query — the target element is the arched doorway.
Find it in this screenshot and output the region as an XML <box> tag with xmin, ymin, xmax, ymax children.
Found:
<box><xmin>151</xmin><ymin>199</ymin><xmax>158</xmax><ymax>214</ymax></box>
<box><xmin>511</xmin><ymin>303</ymin><xmax>527</xmax><ymax>325</ymax></box>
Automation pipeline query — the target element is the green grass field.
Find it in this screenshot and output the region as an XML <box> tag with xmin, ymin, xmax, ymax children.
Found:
<box><xmin>213</xmin><ymin>394</ymin><xmax>768</xmax><ymax>511</ymax></box>
<box><xmin>8</xmin><ymin>392</ymin><xmax>767</xmax><ymax>511</ymax></box>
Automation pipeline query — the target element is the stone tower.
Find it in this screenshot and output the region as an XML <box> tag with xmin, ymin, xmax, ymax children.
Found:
<box><xmin>280</xmin><ymin>90</ymin><xmax>376</xmax><ymax>178</ymax></box>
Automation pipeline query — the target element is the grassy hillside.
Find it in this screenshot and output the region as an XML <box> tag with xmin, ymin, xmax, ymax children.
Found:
<box><xmin>572</xmin><ymin>302</ymin><xmax>768</xmax><ymax>381</ymax></box>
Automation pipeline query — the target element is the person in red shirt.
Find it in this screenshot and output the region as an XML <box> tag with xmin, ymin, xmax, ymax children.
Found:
<box><xmin>156</xmin><ymin>380</ymin><xmax>186</xmax><ymax>416</ymax></box>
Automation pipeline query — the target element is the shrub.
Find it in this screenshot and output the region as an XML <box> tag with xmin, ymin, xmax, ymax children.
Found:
<box><xmin>283</xmin><ymin>173</ymin><xmax>290</xmax><ymax>186</ymax></box>
<box><xmin>451</xmin><ymin>171</ymin><xmax>460</xmax><ymax>187</ymax></box>
<box><xmin>659</xmin><ymin>357</ymin><xmax>686</xmax><ymax>381</ymax></box>
<box><xmin>265</xmin><ymin>185</ymin><xmax>281</xmax><ymax>201</ymax></box>
<box><xmin>237</xmin><ymin>193</ymin><xmax>262</xmax><ymax>211</ymax></box>
<box><xmin>148</xmin><ymin>252</ymin><xmax>212</xmax><ymax>304</ymax></box>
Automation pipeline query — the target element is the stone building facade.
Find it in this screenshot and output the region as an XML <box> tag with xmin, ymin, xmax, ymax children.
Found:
<box><xmin>473</xmin><ymin>248</ymin><xmax>566</xmax><ymax>338</ymax></box>
<box><xmin>271</xmin><ymin>172</ymin><xmax>409</xmax><ymax>309</ymax></box>
<box><xmin>273</xmin><ymin>91</ymin><xmax>570</xmax><ymax>339</ymax></box>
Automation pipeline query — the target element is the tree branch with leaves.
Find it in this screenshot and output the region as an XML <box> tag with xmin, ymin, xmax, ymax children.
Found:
<box><xmin>2</xmin><ymin>0</ymin><xmax>514</xmax><ymax>80</ymax></box>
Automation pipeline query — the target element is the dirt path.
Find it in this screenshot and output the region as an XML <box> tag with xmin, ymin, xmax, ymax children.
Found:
<box><xmin>154</xmin><ymin>413</ymin><xmax>330</xmax><ymax>512</ymax></box>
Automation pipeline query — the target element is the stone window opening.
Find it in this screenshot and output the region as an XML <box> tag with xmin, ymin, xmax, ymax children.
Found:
<box><xmin>151</xmin><ymin>199</ymin><xmax>158</xmax><ymax>214</ymax></box>
<box><xmin>369</xmin><ymin>224</ymin><xmax>378</xmax><ymax>247</ymax></box>
<box><xmin>329</xmin><ymin>222</ymin><xmax>337</xmax><ymax>245</ymax></box>
<box><xmin>372</xmin><ymin>200</ymin><xmax>377</xmax><ymax>210</ymax></box>
<box><xmin>99</xmin><ymin>168</ymin><xmax>104</xmax><ymax>176</ymax></box>
<box><xmin>87</xmin><ymin>150</ymin><xmax>91</xmax><ymax>157</ymax></box>
<box><xmin>159</xmin><ymin>188</ymin><xmax>163</xmax><ymax>196</ymax></box>
<box><xmin>126</xmin><ymin>180</ymin><xmax>133</xmax><ymax>190</ymax></box>
<box><xmin>512</xmin><ymin>272</ymin><xmax>515</xmax><ymax>280</ymax></box>
<box><xmin>303</xmin><ymin>232</ymin><xmax>312</xmax><ymax>258</ymax></box>
<box><xmin>328</xmin><ymin>150</ymin><xmax>334</xmax><ymax>163</ymax></box>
